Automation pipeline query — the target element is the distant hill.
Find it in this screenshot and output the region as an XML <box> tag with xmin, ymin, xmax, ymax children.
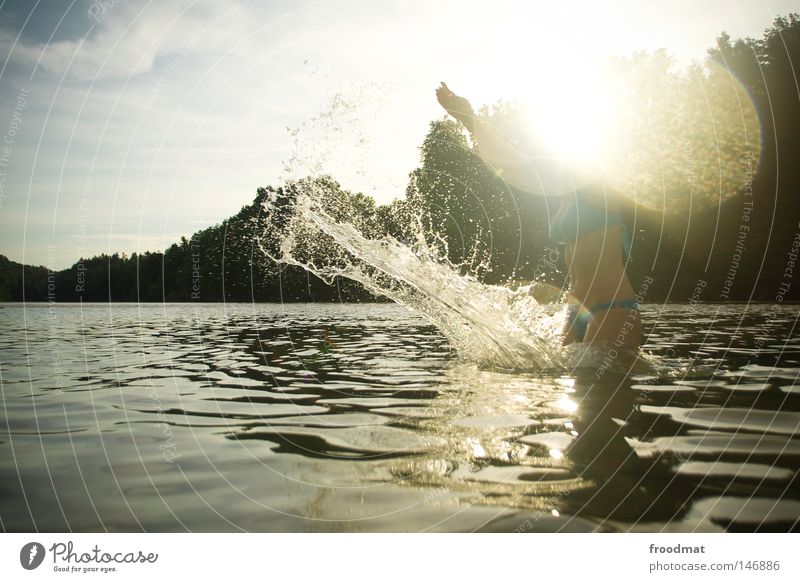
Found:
<box><xmin>0</xmin><ymin>185</ymin><xmax>385</xmax><ymax>303</ymax></box>
<box><xmin>0</xmin><ymin>255</ymin><xmax>51</xmax><ymax>301</ymax></box>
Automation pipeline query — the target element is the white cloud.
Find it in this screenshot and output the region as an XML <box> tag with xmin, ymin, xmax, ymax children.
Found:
<box><xmin>4</xmin><ymin>1</ymin><xmax>255</xmax><ymax>81</ymax></box>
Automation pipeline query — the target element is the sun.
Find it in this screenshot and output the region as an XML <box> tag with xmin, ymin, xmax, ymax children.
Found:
<box><xmin>521</xmin><ymin>57</ymin><xmax>626</xmax><ymax>175</ymax></box>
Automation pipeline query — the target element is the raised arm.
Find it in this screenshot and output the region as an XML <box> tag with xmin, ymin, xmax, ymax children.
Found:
<box><xmin>435</xmin><ymin>82</ymin><xmax>566</xmax><ymax>195</ymax></box>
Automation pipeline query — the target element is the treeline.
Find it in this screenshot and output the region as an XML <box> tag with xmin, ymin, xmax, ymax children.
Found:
<box><xmin>0</xmin><ymin>186</ymin><xmax>384</xmax><ymax>302</ymax></box>
<box><xmin>643</xmin><ymin>13</ymin><xmax>800</xmax><ymax>303</ymax></box>
<box><xmin>3</xmin><ymin>15</ymin><xmax>800</xmax><ymax>303</ymax></box>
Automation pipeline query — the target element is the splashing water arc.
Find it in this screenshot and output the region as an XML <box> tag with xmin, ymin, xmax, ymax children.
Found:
<box><xmin>258</xmin><ymin>180</ymin><xmax>570</xmax><ymax>370</ymax></box>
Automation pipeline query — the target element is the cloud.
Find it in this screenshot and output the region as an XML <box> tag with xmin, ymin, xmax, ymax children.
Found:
<box><xmin>2</xmin><ymin>1</ymin><xmax>253</xmax><ymax>81</ymax></box>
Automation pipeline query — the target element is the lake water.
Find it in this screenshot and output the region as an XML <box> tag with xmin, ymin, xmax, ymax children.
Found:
<box><xmin>1</xmin><ymin>302</ymin><xmax>799</xmax><ymax>532</ymax></box>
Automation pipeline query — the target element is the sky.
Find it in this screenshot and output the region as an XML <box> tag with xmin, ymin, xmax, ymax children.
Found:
<box><xmin>0</xmin><ymin>0</ymin><xmax>797</xmax><ymax>269</ymax></box>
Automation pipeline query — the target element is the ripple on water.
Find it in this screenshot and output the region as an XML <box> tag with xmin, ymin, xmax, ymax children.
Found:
<box><xmin>518</xmin><ymin>432</ymin><xmax>576</xmax><ymax>450</ymax></box>
<box><xmin>685</xmin><ymin>496</ymin><xmax>800</xmax><ymax>531</ymax></box>
<box><xmin>450</xmin><ymin>464</ymin><xmax>573</xmax><ymax>485</ymax></box>
<box><xmin>232</xmin><ymin>425</ymin><xmax>447</xmax><ymax>458</ymax></box>
<box><xmin>640</xmin><ymin>405</ymin><xmax>800</xmax><ymax>436</ymax></box>
<box><xmin>451</xmin><ymin>415</ymin><xmax>541</xmax><ymax>428</ymax></box>
<box><xmin>155</xmin><ymin>402</ymin><xmax>330</xmax><ymax>420</ymax></box>
<box><xmin>632</xmin><ymin>384</ymin><xmax>697</xmax><ymax>393</ymax></box>
<box><xmin>626</xmin><ymin>433</ymin><xmax>800</xmax><ymax>458</ymax></box>
<box><xmin>674</xmin><ymin>461</ymin><xmax>795</xmax><ymax>481</ymax></box>
<box><xmin>371</xmin><ymin>407</ymin><xmax>444</xmax><ymax>418</ymax></box>
<box><xmin>316</xmin><ymin>396</ymin><xmax>431</xmax><ymax>409</ymax></box>
<box><xmin>725</xmin><ymin>364</ymin><xmax>800</xmax><ymax>381</ymax></box>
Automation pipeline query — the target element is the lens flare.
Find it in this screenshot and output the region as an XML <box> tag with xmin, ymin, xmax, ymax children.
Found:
<box><xmin>508</xmin><ymin>55</ymin><xmax>761</xmax><ymax>213</ymax></box>
<box><xmin>609</xmin><ymin>57</ymin><xmax>762</xmax><ymax>213</ymax></box>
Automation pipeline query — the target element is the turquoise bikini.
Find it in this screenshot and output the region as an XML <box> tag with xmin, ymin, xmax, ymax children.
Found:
<box><xmin>548</xmin><ymin>190</ymin><xmax>632</xmax><ymax>255</ymax></box>
<box><xmin>549</xmin><ymin>190</ymin><xmax>638</xmax><ymax>342</ymax></box>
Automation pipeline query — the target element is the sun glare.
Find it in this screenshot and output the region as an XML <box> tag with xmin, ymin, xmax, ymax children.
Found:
<box><xmin>463</xmin><ymin>46</ymin><xmax>761</xmax><ymax>209</ymax></box>
<box><xmin>523</xmin><ymin>59</ymin><xmax>625</xmax><ymax>174</ymax></box>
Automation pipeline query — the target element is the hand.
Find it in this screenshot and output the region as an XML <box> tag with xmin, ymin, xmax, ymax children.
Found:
<box><xmin>436</xmin><ymin>82</ymin><xmax>475</xmax><ymax>129</ymax></box>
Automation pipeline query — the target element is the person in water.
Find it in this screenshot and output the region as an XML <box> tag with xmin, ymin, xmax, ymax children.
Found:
<box><xmin>435</xmin><ymin>82</ymin><xmax>641</xmax><ymax>349</ymax></box>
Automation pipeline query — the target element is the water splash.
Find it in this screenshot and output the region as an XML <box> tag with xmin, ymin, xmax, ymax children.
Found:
<box><xmin>259</xmin><ymin>180</ymin><xmax>581</xmax><ymax>370</ymax></box>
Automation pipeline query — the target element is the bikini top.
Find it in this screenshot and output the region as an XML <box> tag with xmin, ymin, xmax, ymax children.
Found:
<box><xmin>548</xmin><ymin>191</ymin><xmax>632</xmax><ymax>257</ymax></box>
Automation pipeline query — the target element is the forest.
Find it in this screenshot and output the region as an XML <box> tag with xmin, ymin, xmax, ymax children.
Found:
<box><xmin>3</xmin><ymin>15</ymin><xmax>800</xmax><ymax>304</ymax></box>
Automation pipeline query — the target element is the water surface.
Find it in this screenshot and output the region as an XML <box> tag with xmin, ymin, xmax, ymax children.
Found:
<box><xmin>1</xmin><ymin>302</ymin><xmax>799</xmax><ymax>532</ymax></box>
